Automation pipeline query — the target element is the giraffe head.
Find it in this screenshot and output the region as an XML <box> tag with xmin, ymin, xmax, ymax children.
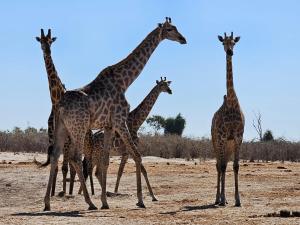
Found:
<box><xmin>156</xmin><ymin>77</ymin><xmax>172</xmax><ymax>94</ymax></box>
<box><xmin>218</xmin><ymin>32</ymin><xmax>240</xmax><ymax>56</ymax></box>
<box><xmin>158</xmin><ymin>17</ymin><xmax>187</xmax><ymax>44</ymax></box>
<box><xmin>36</xmin><ymin>29</ymin><xmax>57</xmax><ymax>56</ymax></box>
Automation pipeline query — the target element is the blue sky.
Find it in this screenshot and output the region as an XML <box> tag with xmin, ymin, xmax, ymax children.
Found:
<box><xmin>0</xmin><ymin>0</ymin><xmax>299</xmax><ymax>141</ymax></box>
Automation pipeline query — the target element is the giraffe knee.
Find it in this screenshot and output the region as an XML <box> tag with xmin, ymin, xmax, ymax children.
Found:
<box><xmin>233</xmin><ymin>163</ymin><xmax>239</xmax><ymax>172</ymax></box>
<box><xmin>62</xmin><ymin>163</ymin><xmax>68</xmax><ymax>174</ymax></box>
<box><xmin>220</xmin><ymin>162</ymin><xmax>227</xmax><ymax>173</ymax></box>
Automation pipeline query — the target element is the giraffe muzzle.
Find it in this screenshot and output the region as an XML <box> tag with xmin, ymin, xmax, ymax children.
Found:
<box><xmin>226</xmin><ymin>49</ymin><xmax>233</xmax><ymax>56</ymax></box>
<box><xmin>179</xmin><ymin>36</ymin><xmax>187</xmax><ymax>44</ymax></box>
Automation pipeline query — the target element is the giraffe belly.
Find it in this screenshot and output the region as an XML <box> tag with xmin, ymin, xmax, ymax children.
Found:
<box><xmin>225</xmin><ymin>139</ymin><xmax>235</xmax><ymax>156</ymax></box>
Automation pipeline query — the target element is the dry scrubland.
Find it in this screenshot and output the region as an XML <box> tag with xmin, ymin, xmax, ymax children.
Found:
<box><xmin>0</xmin><ymin>152</ymin><xmax>299</xmax><ymax>225</ymax></box>
<box><xmin>0</xmin><ymin>131</ymin><xmax>300</xmax><ymax>162</ymax></box>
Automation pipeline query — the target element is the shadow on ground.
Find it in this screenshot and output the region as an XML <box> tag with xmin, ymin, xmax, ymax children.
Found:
<box><xmin>160</xmin><ymin>203</ymin><xmax>218</xmax><ymax>215</ymax></box>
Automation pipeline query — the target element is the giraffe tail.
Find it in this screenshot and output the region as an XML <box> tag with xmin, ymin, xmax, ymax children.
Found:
<box><xmin>39</xmin><ymin>145</ymin><xmax>53</xmax><ymax>167</ymax></box>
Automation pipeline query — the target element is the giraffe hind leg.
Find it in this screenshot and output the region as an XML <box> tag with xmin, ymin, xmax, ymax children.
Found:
<box><xmin>214</xmin><ymin>162</ymin><xmax>221</xmax><ymax>205</ymax></box>
<box><xmin>115</xmin><ymin>124</ymin><xmax>145</xmax><ymax>208</ymax></box>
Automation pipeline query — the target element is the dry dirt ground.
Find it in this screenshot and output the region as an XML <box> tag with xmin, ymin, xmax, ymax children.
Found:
<box><xmin>0</xmin><ymin>152</ymin><xmax>299</xmax><ymax>225</ymax></box>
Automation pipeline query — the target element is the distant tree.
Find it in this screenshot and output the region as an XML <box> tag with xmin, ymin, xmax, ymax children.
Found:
<box><xmin>252</xmin><ymin>111</ymin><xmax>263</xmax><ymax>141</ymax></box>
<box><xmin>164</xmin><ymin>113</ymin><xmax>186</xmax><ymax>136</ymax></box>
<box><xmin>263</xmin><ymin>130</ymin><xmax>274</xmax><ymax>142</ymax></box>
<box><xmin>12</xmin><ymin>127</ymin><xmax>23</xmax><ymax>135</ymax></box>
<box><xmin>25</xmin><ymin>127</ymin><xmax>38</xmax><ymax>135</ymax></box>
<box><xmin>146</xmin><ymin>115</ymin><xmax>166</xmax><ymax>133</ymax></box>
<box><xmin>39</xmin><ymin>128</ymin><xmax>47</xmax><ymax>134</ymax></box>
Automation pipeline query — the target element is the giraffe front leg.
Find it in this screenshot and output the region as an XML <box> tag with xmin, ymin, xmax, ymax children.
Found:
<box><xmin>100</xmin><ymin>127</ymin><xmax>113</xmax><ymax>209</ymax></box>
<box><xmin>60</xmin><ymin>157</ymin><xmax>68</xmax><ymax>197</ymax></box>
<box><xmin>88</xmin><ymin>158</ymin><xmax>95</xmax><ymax>195</ymax></box>
<box><xmin>44</xmin><ymin>158</ymin><xmax>59</xmax><ymax>211</ymax></box>
<box><xmin>219</xmin><ymin>160</ymin><xmax>227</xmax><ymax>206</ymax></box>
<box><xmin>51</xmin><ymin>165</ymin><xmax>58</xmax><ymax>197</ymax></box>
<box><xmin>233</xmin><ymin>143</ymin><xmax>241</xmax><ymax>207</ymax></box>
<box><xmin>69</xmin><ymin>162</ymin><xmax>76</xmax><ymax>195</ymax></box>
<box><xmin>114</xmin><ymin>150</ymin><xmax>128</xmax><ymax>193</ymax></box>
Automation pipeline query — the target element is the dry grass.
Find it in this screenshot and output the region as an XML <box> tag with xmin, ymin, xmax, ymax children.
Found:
<box><xmin>0</xmin><ymin>152</ymin><xmax>299</xmax><ymax>224</ymax></box>
<box><xmin>1</xmin><ymin>131</ymin><xmax>299</xmax><ymax>162</ymax></box>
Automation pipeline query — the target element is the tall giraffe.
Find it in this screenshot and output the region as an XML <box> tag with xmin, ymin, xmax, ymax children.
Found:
<box><xmin>79</xmin><ymin>77</ymin><xmax>172</xmax><ymax>201</ymax></box>
<box><xmin>36</xmin><ymin>29</ymin><xmax>73</xmax><ymax>197</ymax></box>
<box><xmin>211</xmin><ymin>32</ymin><xmax>244</xmax><ymax>207</ymax></box>
<box><xmin>43</xmin><ymin>17</ymin><xmax>186</xmax><ymax>211</ymax></box>
<box><xmin>37</xmin><ymin>29</ymin><xmax>95</xmax><ymax>197</ymax></box>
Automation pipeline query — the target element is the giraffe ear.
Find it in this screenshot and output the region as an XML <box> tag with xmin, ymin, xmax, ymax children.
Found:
<box><xmin>167</xmin><ymin>81</ymin><xmax>172</xmax><ymax>85</ymax></box>
<box><xmin>156</xmin><ymin>80</ymin><xmax>159</xmax><ymax>84</ymax></box>
<box><xmin>218</xmin><ymin>36</ymin><xmax>224</xmax><ymax>42</ymax></box>
<box><xmin>158</xmin><ymin>23</ymin><xmax>162</xmax><ymax>28</ymax></box>
<box><xmin>52</xmin><ymin>37</ymin><xmax>57</xmax><ymax>42</ymax></box>
<box><xmin>36</xmin><ymin>37</ymin><xmax>41</xmax><ymax>42</ymax></box>
<box><xmin>234</xmin><ymin>36</ymin><xmax>240</xmax><ymax>43</ymax></box>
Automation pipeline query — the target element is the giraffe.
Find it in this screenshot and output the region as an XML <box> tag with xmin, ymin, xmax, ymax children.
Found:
<box><xmin>43</xmin><ymin>17</ymin><xmax>186</xmax><ymax>211</ymax></box>
<box><xmin>78</xmin><ymin>77</ymin><xmax>172</xmax><ymax>201</ymax></box>
<box><xmin>36</xmin><ymin>29</ymin><xmax>94</xmax><ymax>197</ymax></box>
<box><xmin>211</xmin><ymin>32</ymin><xmax>244</xmax><ymax>207</ymax></box>
<box><xmin>36</xmin><ymin>29</ymin><xmax>71</xmax><ymax>196</ymax></box>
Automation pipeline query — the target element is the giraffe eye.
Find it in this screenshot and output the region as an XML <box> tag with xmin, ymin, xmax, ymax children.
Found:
<box><xmin>167</xmin><ymin>28</ymin><xmax>173</xmax><ymax>32</ymax></box>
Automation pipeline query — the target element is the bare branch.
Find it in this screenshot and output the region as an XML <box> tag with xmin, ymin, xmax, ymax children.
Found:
<box><xmin>252</xmin><ymin>111</ymin><xmax>263</xmax><ymax>141</ymax></box>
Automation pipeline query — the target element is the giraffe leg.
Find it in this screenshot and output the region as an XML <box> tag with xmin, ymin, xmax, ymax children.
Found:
<box><xmin>44</xmin><ymin>117</ymin><xmax>66</xmax><ymax>211</ymax></box>
<box><xmin>95</xmin><ymin>164</ymin><xmax>103</xmax><ymax>189</ymax></box>
<box><xmin>233</xmin><ymin>143</ymin><xmax>241</xmax><ymax>207</ymax></box>
<box><xmin>214</xmin><ymin>161</ymin><xmax>221</xmax><ymax>205</ymax></box>
<box><xmin>114</xmin><ymin>151</ymin><xmax>128</xmax><ymax>193</ymax></box>
<box><xmin>100</xmin><ymin>127</ymin><xmax>112</xmax><ymax>209</ymax></box>
<box><xmin>86</xmin><ymin>156</ymin><xmax>95</xmax><ymax>195</ymax></box>
<box><xmin>69</xmin><ymin>153</ymin><xmax>97</xmax><ymax>210</ymax></box>
<box><xmin>69</xmin><ymin>162</ymin><xmax>76</xmax><ymax>195</ymax></box>
<box><xmin>141</xmin><ymin>163</ymin><xmax>157</xmax><ymax>201</ymax></box>
<box><xmin>78</xmin><ymin>157</ymin><xmax>87</xmax><ymax>195</ymax></box>
<box><xmin>116</xmin><ymin>125</ymin><xmax>145</xmax><ymax>208</ymax></box>
<box><xmin>78</xmin><ymin>157</ymin><xmax>95</xmax><ymax>195</ymax></box>
<box><xmin>219</xmin><ymin>161</ymin><xmax>227</xmax><ymax>206</ymax></box>
<box><xmin>61</xmin><ymin>157</ymin><xmax>68</xmax><ymax>196</ymax></box>
<box><xmin>51</xmin><ymin>165</ymin><xmax>58</xmax><ymax>197</ymax></box>
<box><xmin>44</xmin><ymin>158</ymin><xmax>59</xmax><ymax>211</ymax></box>
<box><xmin>89</xmin><ymin>167</ymin><xmax>95</xmax><ymax>195</ymax></box>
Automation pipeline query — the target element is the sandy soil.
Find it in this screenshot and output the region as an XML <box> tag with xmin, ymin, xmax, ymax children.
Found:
<box><xmin>0</xmin><ymin>152</ymin><xmax>299</xmax><ymax>224</ymax></box>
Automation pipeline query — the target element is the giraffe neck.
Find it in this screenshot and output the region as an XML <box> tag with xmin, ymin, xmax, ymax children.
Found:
<box><xmin>43</xmin><ymin>54</ymin><xmax>65</xmax><ymax>106</ymax></box>
<box><xmin>127</xmin><ymin>85</ymin><xmax>162</xmax><ymax>132</ymax></box>
<box><xmin>226</xmin><ymin>54</ymin><xmax>237</xmax><ymax>106</ymax></box>
<box><xmin>88</xmin><ymin>27</ymin><xmax>162</xmax><ymax>93</ymax></box>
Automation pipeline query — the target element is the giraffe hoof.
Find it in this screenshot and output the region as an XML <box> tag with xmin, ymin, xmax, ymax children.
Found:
<box><xmin>136</xmin><ymin>201</ymin><xmax>146</xmax><ymax>208</ymax></box>
<box><xmin>43</xmin><ymin>206</ymin><xmax>50</xmax><ymax>211</ymax></box>
<box><xmin>152</xmin><ymin>197</ymin><xmax>158</xmax><ymax>202</ymax></box>
<box><xmin>58</xmin><ymin>191</ymin><xmax>65</xmax><ymax>197</ymax></box>
<box><xmin>219</xmin><ymin>202</ymin><xmax>226</xmax><ymax>206</ymax></box>
<box><xmin>101</xmin><ymin>204</ymin><xmax>109</xmax><ymax>210</ymax></box>
<box><xmin>88</xmin><ymin>204</ymin><xmax>98</xmax><ymax>210</ymax></box>
<box><xmin>235</xmin><ymin>202</ymin><xmax>241</xmax><ymax>207</ymax></box>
